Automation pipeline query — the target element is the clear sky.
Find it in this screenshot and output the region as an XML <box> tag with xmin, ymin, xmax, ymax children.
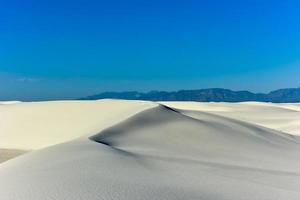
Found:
<box><xmin>1</xmin><ymin>0</ymin><xmax>300</xmax><ymax>100</ymax></box>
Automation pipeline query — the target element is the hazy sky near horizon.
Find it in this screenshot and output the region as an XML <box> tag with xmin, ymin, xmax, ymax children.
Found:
<box><xmin>1</xmin><ymin>0</ymin><xmax>300</xmax><ymax>100</ymax></box>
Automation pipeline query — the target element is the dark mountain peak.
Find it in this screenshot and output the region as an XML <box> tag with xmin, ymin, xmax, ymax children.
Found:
<box><xmin>268</xmin><ymin>87</ymin><xmax>300</xmax><ymax>94</ymax></box>
<box><xmin>267</xmin><ymin>87</ymin><xmax>300</xmax><ymax>103</ymax></box>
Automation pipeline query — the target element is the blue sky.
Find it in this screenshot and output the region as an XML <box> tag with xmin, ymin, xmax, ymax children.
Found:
<box><xmin>1</xmin><ymin>0</ymin><xmax>300</xmax><ymax>100</ymax></box>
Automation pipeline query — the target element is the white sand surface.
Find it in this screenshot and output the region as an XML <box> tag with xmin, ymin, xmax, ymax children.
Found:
<box><xmin>0</xmin><ymin>100</ymin><xmax>155</xmax><ymax>149</ymax></box>
<box><xmin>0</xmin><ymin>101</ymin><xmax>21</xmax><ymax>105</ymax></box>
<box><xmin>0</xmin><ymin>100</ymin><xmax>300</xmax><ymax>199</ymax></box>
<box><xmin>162</xmin><ymin>101</ymin><xmax>300</xmax><ymax>135</ymax></box>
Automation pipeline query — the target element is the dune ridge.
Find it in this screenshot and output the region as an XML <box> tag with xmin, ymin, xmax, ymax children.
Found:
<box><xmin>162</xmin><ymin>101</ymin><xmax>300</xmax><ymax>135</ymax></box>
<box><xmin>91</xmin><ymin>104</ymin><xmax>300</xmax><ymax>171</ymax></box>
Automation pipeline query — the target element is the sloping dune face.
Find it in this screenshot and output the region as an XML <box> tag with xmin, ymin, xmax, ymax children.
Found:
<box><xmin>162</xmin><ymin>101</ymin><xmax>300</xmax><ymax>135</ymax></box>
<box><xmin>0</xmin><ymin>101</ymin><xmax>300</xmax><ymax>199</ymax></box>
<box><xmin>92</xmin><ymin>105</ymin><xmax>300</xmax><ymax>168</ymax></box>
<box><xmin>0</xmin><ymin>100</ymin><xmax>155</xmax><ymax>149</ymax></box>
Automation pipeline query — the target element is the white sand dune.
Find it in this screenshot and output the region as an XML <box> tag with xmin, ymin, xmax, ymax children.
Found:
<box><xmin>0</xmin><ymin>100</ymin><xmax>155</xmax><ymax>149</ymax></box>
<box><xmin>0</xmin><ymin>100</ymin><xmax>300</xmax><ymax>199</ymax></box>
<box><xmin>162</xmin><ymin>101</ymin><xmax>300</xmax><ymax>135</ymax></box>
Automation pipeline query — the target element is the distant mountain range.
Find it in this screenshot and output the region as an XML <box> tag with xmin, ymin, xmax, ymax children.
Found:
<box><xmin>79</xmin><ymin>87</ymin><xmax>300</xmax><ymax>103</ymax></box>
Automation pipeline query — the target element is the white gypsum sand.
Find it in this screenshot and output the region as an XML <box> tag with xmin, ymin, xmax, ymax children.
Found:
<box><xmin>0</xmin><ymin>100</ymin><xmax>155</xmax><ymax>150</ymax></box>
<box><xmin>162</xmin><ymin>101</ymin><xmax>300</xmax><ymax>136</ymax></box>
<box><xmin>0</xmin><ymin>100</ymin><xmax>299</xmax><ymax>200</ymax></box>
